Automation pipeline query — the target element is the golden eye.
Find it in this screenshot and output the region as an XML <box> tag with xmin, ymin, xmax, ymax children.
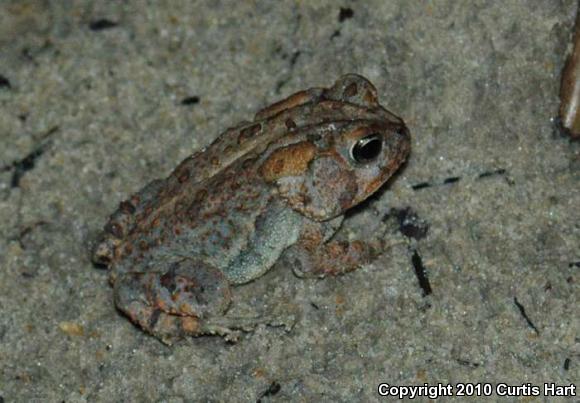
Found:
<box><xmin>350</xmin><ymin>134</ymin><xmax>382</xmax><ymax>163</ymax></box>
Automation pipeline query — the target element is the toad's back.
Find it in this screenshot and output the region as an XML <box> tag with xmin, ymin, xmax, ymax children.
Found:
<box><xmin>113</xmin><ymin>153</ymin><xmax>308</xmax><ymax>285</ymax></box>
<box><xmin>92</xmin><ymin>74</ymin><xmax>399</xmax><ymax>275</ymax></box>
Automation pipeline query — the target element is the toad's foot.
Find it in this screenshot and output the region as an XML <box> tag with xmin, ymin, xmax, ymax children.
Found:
<box><xmin>198</xmin><ymin>311</ymin><xmax>296</xmax><ymax>343</ymax></box>
<box><xmin>285</xmin><ymin>240</ymin><xmax>376</xmax><ymax>278</ymax></box>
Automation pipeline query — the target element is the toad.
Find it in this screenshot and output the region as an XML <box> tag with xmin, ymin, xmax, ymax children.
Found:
<box><xmin>93</xmin><ymin>74</ymin><xmax>410</xmax><ymax>343</ymax></box>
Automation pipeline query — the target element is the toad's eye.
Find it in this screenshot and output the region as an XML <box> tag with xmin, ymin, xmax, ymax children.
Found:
<box><xmin>350</xmin><ymin>133</ymin><xmax>382</xmax><ymax>164</ymax></box>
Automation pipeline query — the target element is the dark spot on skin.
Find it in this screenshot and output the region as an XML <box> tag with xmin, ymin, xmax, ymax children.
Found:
<box><xmin>306</xmin><ymin>133</ymin><xmax>321</xmax><ymax>142</ymax></box>
<box><xmin>338</xmin><ymin>7</ymin><xmax>354</xmax><ymax>22</ymax></box>
<box><xmin>119</xmin><ymin>200</ymin><xmax>136</xmax><ymax>214</ymax></box>
<box><xmin>151</xmin><ymin>217</ymin><xmax>161</xmax><ymax>228</ymax></box>
<box><xmin>242</xmin><ymin>158</ymin><xmax>256</xmax><ymax>170</ymax></box>
<box><xmin>411</xmin><ymin>250</ymin><xmax>432</xmax><ymax>296</ymax></box>
<box><xmin>160</xmin><ymin>269</ymin><xmax>177</xmax><ymax>293</ymax></box>
<box><xmin>0</xmin><ymin>75</ymin><xmax>11</xmax><ymax>89</ymax></box>
<box><xmin>564</xmin><ymin>358</ymin><xmax>571</xmax><ymax>371</ymax></box>
<box><xmin>363</xmin><ymin>89</ymin><xmax>377</xmax><ymax>104</ymax></box>
<box><xmin>192</xmin><ymin>189</ymin><xmax>208</xmax><ymax>205</ymax></box>
<box><xmin>89</xmin><ymin>19</ymin><xmax>118</xmax><ymax>31</ymax></box>
<box><xmin>344</xmin><ymin>82</ymin><xmax>358</xmax><ymax>97</ymax></box>
<box><xmin>93</xmin><ymin>247</ymin><xmax>112</xmax><ymax>266</ymax></box>
<box><xmin>181</xmin><ymin>96</ymin><xmax>200</xmax><ymax>105</ymax></box>
<box><xmin>192</xmin><ymin>284</ymin><xmax>207</xmax><ymax>305</ymax></box>
<box><xmin>148</xmin><ymin>309</ymin><xmax>161</xmax><ymax>330</ymax></box>
<box><xmin>272</xmin><ymin>158</ymin><xmax>285</xmax><ymax>175</ymax></box>
<box><xmin>513</xmin><ymin>297</ymin><xmax>540</xmax><ymax>335</ymax></box>
<box><xmin>107</xmin><ymin>222</ymin><xmax>124</xmax><ymax>239</ymax></box>
<box><xmin>285</xmin><ymin>118</ymin><xmax>297</xmax><ymax>130</ymax></box>
<box><xmin>238</xmin><ymin>123</ymin><xmax>262</xmax><ymax>144</ymax></box>
<box><xmin>177</xmin><ymin>169</ymin><xmax>190</xmax><ymax>183</ymax></box>
<box><xmin>174</xmin><ymin>199</ymin><xmax>187</xmax><ymax>215</ymax></box>
<box><xmin>124</xmin><ymin>244</ymin><xmax>133</xmax><ymax>256</ymax></box>
<box><xmin>330</xmin><ymin>29</ymin><xmax>341</xmax><ymax>40</ymax></box>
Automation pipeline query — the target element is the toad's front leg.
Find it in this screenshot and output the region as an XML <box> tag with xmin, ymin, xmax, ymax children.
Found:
<box><xmin>285</xmin><ymin>239</ymin><xmax>376</xmax><ymax>278</ymax></box>
<box><xmin>283</xmin><ymin>222</ymin><xmax>381</xmax><ymax>278</ymax></box>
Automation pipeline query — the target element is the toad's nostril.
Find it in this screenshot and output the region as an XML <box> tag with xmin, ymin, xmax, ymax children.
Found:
<box><xmin>396</xmin><ymin>126</ymin><xmax>410</xmax><ymax>141</ymax></box>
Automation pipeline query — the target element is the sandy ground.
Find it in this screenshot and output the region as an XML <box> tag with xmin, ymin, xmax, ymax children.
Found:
<box><xmin>0</xmin><ymin>1</ymin><xmax>578</xmax><ymax>401</ymax></box>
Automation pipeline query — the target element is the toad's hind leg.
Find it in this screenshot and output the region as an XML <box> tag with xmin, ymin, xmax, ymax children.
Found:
<box><xmin>113</xmin><ymin>258</ymin><xmax>236</xmax><ymax>343</ymax></box>
<box><xmin>113</xmin><ymin>259</ymin><xmax>292</xmax><ymax>343</ymax></box>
